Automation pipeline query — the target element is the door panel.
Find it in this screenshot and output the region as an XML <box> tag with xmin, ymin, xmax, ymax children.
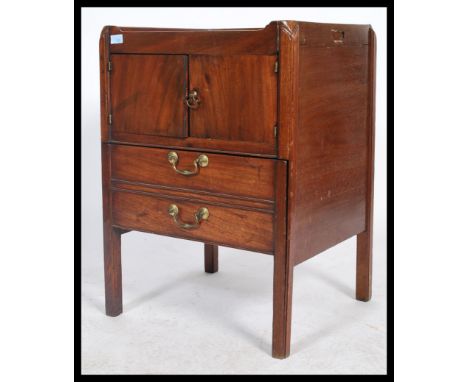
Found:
<box><xmin>110</xmin><ymin>54</ymin><xmax>187</xmax><ymax>139</ymax></box>
<box><xmin>189</xmin><ymin>55</ymin><xmax>277</xmax><ymax>145</ymax></box>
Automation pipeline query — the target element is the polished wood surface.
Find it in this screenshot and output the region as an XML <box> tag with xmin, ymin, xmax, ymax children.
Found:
<box><xmin>356</xmin><ymin>28</ymin><xmax>376</xmax><ymax>302</ymax></box>
<box><xmin>110</xmin><ymin>54</ymin><xmax>187</xmax><ymax>140</ymax></box>
<box><xmin>104</xmin><ymin>227</ymin><xmax>123</xmax><ymax>316</ymax></box>
<box><xmin>100</xmin><ymin>25</ymin><xmax>278</xmax><ymax>157</ymax></box>
<box><xmin>277</xmin><ymin>21</ymin><xmax>299</xmax><ymax>160</ymax></box>
<box><xmin>107</xmin><ymin>23</ymin><xmax>277</xmax><ymax>55</ymax></box>
<box><xmin>272</xmin><ymin>160</ymin><xmax>292</xmax><ymax>359</ymax></box>
<box><xmin>111</xmin><ymin>179</ymin><xmax>274</xmax><ymax>213</ymax></box>
<box><xmin>298</xmin><ymin>21</ymin><xmax>369</xmax><ymax>47</ymax></box>
<box><xmin>287</xmin><ymin>22</ymin><xmax>370</xmax><ymax>265</ymax></box>
<box><xmin>189</xmin><ymin>55</ymin><xmax>277</xmax><ymax>146</ymax></box>
<box><xmin>110</xmin><ymin>144</ymin><xmax>276</xmax><ymax>201</ymax></box>
<box><xmin>99</xmin><ymin>21</ymin><xmax>376</xmax><ymax>359</ymax></box>
<box><xmin>112</xmin><ymin>190</ymin><xmax>274</xmax><ymax>254</ymax></box>
<box><xmin>101</xmin><ymin>143</ymin><xmax>122</xmax><ymax>316</ymax></box>
<box><xmin>109</xmin><ymin>133</ymin><xmax>277</xmax><ymax>157</ymax></box>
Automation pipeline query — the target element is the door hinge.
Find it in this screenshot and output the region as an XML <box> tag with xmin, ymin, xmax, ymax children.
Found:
<box><xmin>274</xmin><ymin>61</ymin><xmax>279</xmax><ymax>73</ymax></box>
<box><xmin>108</xmin><ymin>114</ymin><xmax>112</xmax><ymax>125</ymax></box>
<box><xmin>274</xmin><ymin>125</ymin><xmax>278</xmax><ymax>137</ymax></box>
<box><xmin>108</xmin><ymin>61</ymin><xmax>112</xmax><ymax>71</ymax></box>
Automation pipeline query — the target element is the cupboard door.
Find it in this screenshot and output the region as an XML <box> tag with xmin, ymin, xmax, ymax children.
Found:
<box><xmin>189</xmin><ymin>55</ymin><xmax>277</xmax><ymax>146</ymax></box>
<box><xmin>110</xmin><ymin>54</ymin><xmax>187</xmax><ymax>140</ymax></box>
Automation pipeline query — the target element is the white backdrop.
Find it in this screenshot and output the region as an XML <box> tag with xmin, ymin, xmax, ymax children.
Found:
<box><xmin>82</xmin><ymin>7</ymin><xmax>387</xmax><ymax>374</ymax></box>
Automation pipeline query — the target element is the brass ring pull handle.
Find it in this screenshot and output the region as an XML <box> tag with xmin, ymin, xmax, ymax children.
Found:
<box><xmin>168</xmin><ymin>204</ymin><xmax>209</xmax><ymax>230</ymax></box>
<box><xmin>185</xmin><ymin>89</ymin><xmax>201</xmax><ymax>109</ymax></box>
<box><xmin>167</xmin><ymin>151</ymin><xmax>208</xmax><ymax>176</ymax></box>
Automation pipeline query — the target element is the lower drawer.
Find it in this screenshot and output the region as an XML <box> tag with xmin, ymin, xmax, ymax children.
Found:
<box><xmin>112</xmin><ymin>190</ymin><xmax>274</xmax><ymax>254</ymax></box>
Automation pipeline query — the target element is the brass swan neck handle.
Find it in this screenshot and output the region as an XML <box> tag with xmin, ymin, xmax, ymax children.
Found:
<box><xmin>167</xmin><ymin>151</ymin><xmax>209</xmax><ymax>176</ymax></box>
<box><xmin>168</xmin><ymin>204</ymin><xmax>209</xmax><ymax>230</ymax></box>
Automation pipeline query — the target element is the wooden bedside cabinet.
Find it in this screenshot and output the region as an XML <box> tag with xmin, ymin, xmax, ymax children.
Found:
<box><xmin>99</xmin><ymin>20</ymin><xmax>376</xmax><ymax>359</ymax></box>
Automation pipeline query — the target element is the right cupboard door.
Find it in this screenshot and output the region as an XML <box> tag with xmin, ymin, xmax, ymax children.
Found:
<box><xmin>188</xmin><ymin>55</ymin><xmax>277</xmax><ymax>148</ymax></box>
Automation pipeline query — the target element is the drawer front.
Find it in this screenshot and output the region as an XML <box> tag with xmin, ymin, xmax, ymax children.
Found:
<box><xmin>112</xmin><ymin>190</ymin><xmax>274</xmax><ymax>253</ymax></box>
<box><xmin>111</xmin><ymin>145</ymin><xmax>275</xmax><ymax>201</ymax></box>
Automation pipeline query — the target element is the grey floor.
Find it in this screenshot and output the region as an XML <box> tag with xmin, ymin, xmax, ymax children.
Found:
<box><xmin>82</xmin><ymin>232</ymin><xmax>386</xmax><ymax>374</ymax></box>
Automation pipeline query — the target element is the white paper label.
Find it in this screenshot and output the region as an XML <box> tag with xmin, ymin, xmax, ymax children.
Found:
<box><xmin>110</xmin><ymin>34</ymin><xmax>123</xmax><ymax>44</ymax></box>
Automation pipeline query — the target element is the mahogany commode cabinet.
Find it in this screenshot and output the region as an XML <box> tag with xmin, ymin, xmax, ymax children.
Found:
<box><xmin>99</xmin><ymin>20</ymin><xmax>376</xmax><ymax>359</ymax></box>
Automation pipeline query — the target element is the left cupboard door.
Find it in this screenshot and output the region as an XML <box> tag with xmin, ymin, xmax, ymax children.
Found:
<box><xmin>109</xmin><ymin>54</ymin><xmax>188</xmax><ymax>141</ymax></box>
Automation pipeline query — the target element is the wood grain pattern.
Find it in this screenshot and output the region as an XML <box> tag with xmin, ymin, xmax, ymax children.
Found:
<box><xmin>104</xmin><ymin>227</ymin><xmax>123</xmax><ymax>316</ymax></box>
<box><xmin>111</xmin><ymin>180</ymin><xmax>274</xmax><ymax>213</ymax></box>
<box><xmin>356</xmin><ymin>27</ymin><xmax>376</xmax><ymax>302</ymax></box>
<box><xmin>189</xmin><ymin>55</ymin><xmax>277</xmax><ymax>146</ymax></box>
<box><xmin>288</xmin><ymin>22</ymin><xmax>370</xmax><ymax>265</ymax></box>
<box><xmin>272</xmin><ymin>160</ymin><xmax>292</xmax><ymax>359</ymax></box>
<box><xmin>112</xmin><ymin>190</ymin><xmax>274</xmax><ymax>254</ymax></box>
<box><xmin>107</xmin><ymin>23</ymin><xmax>277</xmax><ymax>55</ymax></box>
<box><xmin>109</xmin><ymin>133</ymin><xmax>277</xmax><ymax>157</ymax></box>
<box><xmin>111</xmin><ymin>145</ymin><xmax>276</xmax><ymax>201</ymax></box>
<box><xmin>204</xmin><ymin>244</ymin><xmax>218</xmax><ymax>273</ymax></box>
<box><xmin>298</xmin><ymin>21</ymin><xmax>369</xmax><ymax>47</ymax></box>
<box><xmin>101</xmin><ymin>143</ymin><xmax>122</xmax><ymax>316</ymax></box>
<box><xmin>110</xmin><ymin>54</ymin><xmax>187</xmax><ymax>139</ymax></box>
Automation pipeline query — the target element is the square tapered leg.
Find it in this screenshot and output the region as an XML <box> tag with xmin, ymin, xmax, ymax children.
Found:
<box><xmin>356</xmin><ymin>230</ymin><xmax>372</xmax><ymax>302</ymax></box>
<box><xmin>204</xmin><ymin>244</ymin><xmax>218</xmax><ymax>273</ymax></box>
<box><xmin>272</xmin><ymin>248</ymin><xmax>294</xmax><ymax>359</ymax></box>
<box><xmin>104</xmin><ymin>227</ymin><xmax>123</xmax><ymax>316</ymax></box>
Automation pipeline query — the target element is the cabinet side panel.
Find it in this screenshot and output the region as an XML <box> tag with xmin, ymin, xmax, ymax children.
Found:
<box><xmin>291</xmin><ymin>23</ymin><xmax>371</xmax><ymax>265</ymax></box>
